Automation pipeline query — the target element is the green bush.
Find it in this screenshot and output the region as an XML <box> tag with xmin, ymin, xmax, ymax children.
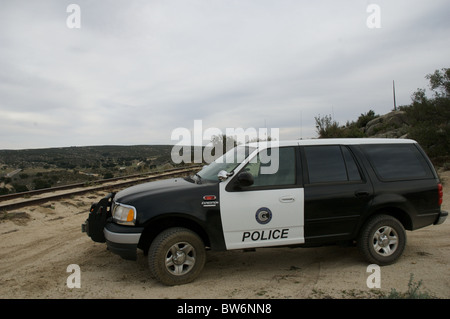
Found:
<box><xmin>33</xmin><ymin>178</ymin><xmax>52</xmax><ymax>190</ymax></box>
<box><xmin>12</xmin><ymin>184</ymin><xmax>29</xmax><ymax>193</ymax></box>
<box><xmin>384</xmin><ymin>274</ymin><xmax>433</xmax><ymax>299</ymax></box>
<box><xmin>0</xmin><ymin>187</ymin><xmax>9</xmax><ymax>195</ymax></box>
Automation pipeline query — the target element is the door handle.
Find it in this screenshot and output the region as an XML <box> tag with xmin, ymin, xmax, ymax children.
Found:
<box><xmin>279</xmin><ymin>196</ymin><xmax>295</xmax><ymax>203</ymax></box>
<box><xmin>355</xmin><ymin>191</ymin><xmax>370</xmax><ymax>198</ymax></box>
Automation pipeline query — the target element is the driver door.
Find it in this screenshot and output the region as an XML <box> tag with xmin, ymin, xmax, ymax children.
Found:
<box><xmin>219</xmin><ymin>146</ymin><xmax>304</xmax><ymax>250</ymax></box>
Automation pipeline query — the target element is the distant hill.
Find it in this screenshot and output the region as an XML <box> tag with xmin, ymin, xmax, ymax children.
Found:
<box><xmin>0</xmin><ymin>145</ymin><xmax>176</xmax><ymax>194</ymax></box>
<box><xmin>0</xmin><ymin>145</ymin><xmax>174</xmax><ymax>169</ymax></box>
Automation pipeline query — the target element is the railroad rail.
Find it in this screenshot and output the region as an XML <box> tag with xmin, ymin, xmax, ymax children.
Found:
<box><xmin>0</xmin><ymin>166</ymin><xmax>201</xmax><ymax>211</ymax></box>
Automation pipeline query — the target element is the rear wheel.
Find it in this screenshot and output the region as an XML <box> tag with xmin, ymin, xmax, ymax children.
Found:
<box><xmin>148</xmin><ymin>227</ymin><xmax>206</xmax><ymax>286</ymax></box>
<box><xmin>358</xmin><ymin>214</ymin><xmax>406</xmax><ymax>265</ymax></box>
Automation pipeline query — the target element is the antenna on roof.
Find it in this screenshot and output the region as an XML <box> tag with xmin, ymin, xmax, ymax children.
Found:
<box><xmin>393</xmin><ymin>80</ymin><xmax>397</xmax><ymax>111</ymax></box>
<box><xmin>264</xmin><ymin>119</ymin><xmax>267</xmax><ymax>140</ymax></box>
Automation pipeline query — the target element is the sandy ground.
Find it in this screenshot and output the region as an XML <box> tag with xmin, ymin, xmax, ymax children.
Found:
<box><xmin>0</xmin><ymin>172</ymin><xmax>449</xmax><ymax>299</ymax></box>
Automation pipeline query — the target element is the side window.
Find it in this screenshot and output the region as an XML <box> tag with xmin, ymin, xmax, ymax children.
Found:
<box><xmin>304</xmin><ymin>146</ymin><xmax>362</xmax><ymax>184</ymax></box>
<box><xmin>362</xmin><ymin>144</ymin><xmax>433</xmax><ymax>180</ymax></box>
<box><xmin>342</xmin><ymin>146</ymin><xmax>362</xmax><ymax>181</ymax></box>
<box><xmin>241</xmin><ymin>147</ymin><xmax>296</xmax><ymax>188</ymax></box>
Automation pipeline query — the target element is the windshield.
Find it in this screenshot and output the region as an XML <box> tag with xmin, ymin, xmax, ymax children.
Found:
<box><xmin>196</xmin><ymin>146</ymin><xmax>256</xmax><ymax>182</ymax></box>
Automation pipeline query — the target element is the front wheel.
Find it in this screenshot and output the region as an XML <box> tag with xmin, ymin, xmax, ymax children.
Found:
<box><xmin>148</xmin><ymin>227</ymin><xmax>206</xmax><ymax>286</ymax></box>
<box><xmin>357</xmin><ymin>214</ymin><xmax>406</xmax><ymax>265</ymax></box>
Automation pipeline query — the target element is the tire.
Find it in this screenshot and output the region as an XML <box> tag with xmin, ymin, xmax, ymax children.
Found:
<box><xmin>357</xmin><ymin>214</ymin><xmax>406</xmax><ymax>266</ymax></box>
<box><xmin>148</xmin><ymin>227</ymin><xmax>206</xmax><ymax>286</ymax></box>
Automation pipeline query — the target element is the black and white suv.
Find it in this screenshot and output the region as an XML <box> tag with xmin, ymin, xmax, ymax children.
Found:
<box><xmin>82</xmin><ymin>138</ymin><xmax>447</xmax><ymax>286</ymax></box>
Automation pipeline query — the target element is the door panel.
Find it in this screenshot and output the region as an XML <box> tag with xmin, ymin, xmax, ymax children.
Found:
<box><xmin>304</xmin><ymin>183</ymin><xmax>371</xmax><ymax>242</ymax></box>
<box><xmin>219</xmin><ymin>146</ymin><xmax>304</xmax><ymax>250</ymax></box>
<box><xmin>302</xmin><ymin>145</ymin><xmax>373</xmax><ymax>243</ymax></box>
<box><xmin>220</xmin><ymin>186</ymin><xmax>304</xmax><ymax>249</ymax></box>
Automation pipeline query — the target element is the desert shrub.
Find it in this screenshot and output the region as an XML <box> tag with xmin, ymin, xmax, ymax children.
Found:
<box><xmin>384</xmin><ymin>274</ymin><xmax>433</xmax><ymax>299</ymax></box>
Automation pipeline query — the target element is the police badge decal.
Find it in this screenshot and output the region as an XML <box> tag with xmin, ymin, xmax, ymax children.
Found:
<box><xmin>255</xmin><ymin>207</ymin><xmax>272</xmax><ymax>225</ymax></box>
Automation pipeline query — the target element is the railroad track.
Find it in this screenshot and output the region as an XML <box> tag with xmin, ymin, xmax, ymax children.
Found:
<box><xmin>0</xmin><ymin>166</ymin><xmax>201</xmax><ymax>211</ymax></box>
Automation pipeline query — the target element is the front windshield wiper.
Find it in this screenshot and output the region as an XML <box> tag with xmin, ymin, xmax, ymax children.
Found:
<box><xmin>184</xmin><ymin>175</ymin><xmax>195</xmax><ymax>183</ymax></box>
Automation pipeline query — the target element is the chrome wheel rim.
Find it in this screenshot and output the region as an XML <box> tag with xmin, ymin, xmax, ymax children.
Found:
<box><xmin>372</xmin><ymin>226</ymin><xmax>399</xmax><ymax>257</ymax></box>
<box><xmin>165</xmin><ymin>242</ymin><xmax>196</xmax><ymax>276</ymax></box>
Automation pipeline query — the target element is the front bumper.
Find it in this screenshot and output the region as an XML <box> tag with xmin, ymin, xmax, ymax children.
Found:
<box><xmin>104</xmin><ymin>222</ymin><xmax>143</xmax><ymax>260</ymax></box>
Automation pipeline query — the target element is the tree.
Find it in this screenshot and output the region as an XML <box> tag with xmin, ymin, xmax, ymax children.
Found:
<box><xmin>403</xmin><ymin>68</ymin><xmax>450</xmax><ymax>159</ymax></box>
<box><xmin>356</xmin><ymin>110</ymin><xmax>378</xmax><ymax>128</ymax></box>
<box><xmin>12</xmin><ymin>184</ymin><xmax>29</xmax><ymax>193</ymax></box>
<box><xmin>103</xmin><ymin>172</ymin><xmax>114</xmax><ymax>179</ymax></box>
<box><xmin>314</xmin><ymin>114</ymin><xmax>343</xmax><ymax>138</ymax></box>
<box><xmin>33</xmin><ymin>178</ymin><xmax>52</xmax><ymax>190</ymax></box>
<box><xmin>425</xmin><ymin>68</ymin><xmax>450</xmax><ymax>98</ymax></box>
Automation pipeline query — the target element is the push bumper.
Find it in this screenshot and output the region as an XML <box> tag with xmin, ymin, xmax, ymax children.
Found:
<box><xmin>434</xmin><ymin>210</ymin><xmax>448</xmax><ymax>225</ymax></box>
<box><xmin>82</xmin><ymin>193</ymin><xmax>143</xmax><ymax>260</ymax></box>
<box><xmin>82</xmin><ymin>193</ymin><xmax>115</xmax><ymax>243</ymax></box>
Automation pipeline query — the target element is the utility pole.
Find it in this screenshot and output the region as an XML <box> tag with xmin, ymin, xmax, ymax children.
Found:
<box><xmin>264</xmin><ymin>119</ymin><xmax>267</xmax><ymax>140</ymax></box>
<box><xmin>393</xmin><ymin>80</ymin><xmax>397</xmax><ymax>111</ymax></box>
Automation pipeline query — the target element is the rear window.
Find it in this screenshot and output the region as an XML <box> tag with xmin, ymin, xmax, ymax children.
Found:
<box><xmin>361</xmin><ymin>144</ymin><xmax>434</xmax><ymax>181</ymax></box>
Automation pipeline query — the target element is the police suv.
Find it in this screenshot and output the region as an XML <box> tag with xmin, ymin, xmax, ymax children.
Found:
<box><xmin>82</xmin><ymin>139</ymin><xmax>447</xmax><ymax>286</ymax></box>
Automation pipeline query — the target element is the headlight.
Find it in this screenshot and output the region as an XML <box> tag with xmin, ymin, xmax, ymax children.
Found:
<box><xmin>112</xmin><ymin>202</ymin><xmax>137</xmax><ymax>226</ymax></box>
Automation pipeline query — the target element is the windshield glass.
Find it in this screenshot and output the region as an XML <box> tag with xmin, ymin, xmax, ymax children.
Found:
<box><xmin>196</xmin><ymin>146</ymin><xmax>256</xmax><ymax>182</ymax></box>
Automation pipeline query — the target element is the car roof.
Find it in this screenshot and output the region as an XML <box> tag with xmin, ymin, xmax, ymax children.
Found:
<box><xmin>244</xmin><ymin>138</ymin><xmax>417</xmax><ymax>148</ymax></box>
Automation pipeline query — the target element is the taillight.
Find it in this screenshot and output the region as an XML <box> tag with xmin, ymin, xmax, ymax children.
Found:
<box><xmin>438</xmin><ymin>183</ymin><xmax>443</xmax><ymax>206</ymax></box>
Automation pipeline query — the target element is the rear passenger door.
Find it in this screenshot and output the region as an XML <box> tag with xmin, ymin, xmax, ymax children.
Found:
<box><xmin>301</xmin><ymin>145</ymin><xmax>373</xmax><ymax>244</ymax></box>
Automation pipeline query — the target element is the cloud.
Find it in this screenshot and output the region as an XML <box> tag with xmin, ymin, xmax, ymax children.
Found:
<box><xmin>0</xmin><ymin>0</ymin><xmax>449</xmax><ymax>149</ymax></box>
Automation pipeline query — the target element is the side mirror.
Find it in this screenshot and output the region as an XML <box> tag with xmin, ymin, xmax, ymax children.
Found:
<box><xmin>218</xmin><ymin>170</ymin><xmax>232</xmax><ymax>181</ymax></box>
<box><xmin>237</xmin><ymin>172</ymin><xmax>254</xmax><ymax>187</ymax></box>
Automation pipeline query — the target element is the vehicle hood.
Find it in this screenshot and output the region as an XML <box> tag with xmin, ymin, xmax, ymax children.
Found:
<box><xmin>113</xmin><ymin>177</ymin><xmax>220</xmax><ymax>226</ymax></box>
<box><xmin>114</xmin><ymin>178</ymin><xmax>200</xmax><ymax>204</ymax></box>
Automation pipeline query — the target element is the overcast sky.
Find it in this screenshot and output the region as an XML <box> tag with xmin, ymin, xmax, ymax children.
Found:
<box><xmin>0</xmin><ymin>0</ymin><xmax>449</xmax><ymax>149</ymax></box>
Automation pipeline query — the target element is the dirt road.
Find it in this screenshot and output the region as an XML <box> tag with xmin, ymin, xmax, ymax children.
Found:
<box><xmin>1</xmin><ymin>172</ymin><xmax>449</xmax><ymax>299</ymax></box>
